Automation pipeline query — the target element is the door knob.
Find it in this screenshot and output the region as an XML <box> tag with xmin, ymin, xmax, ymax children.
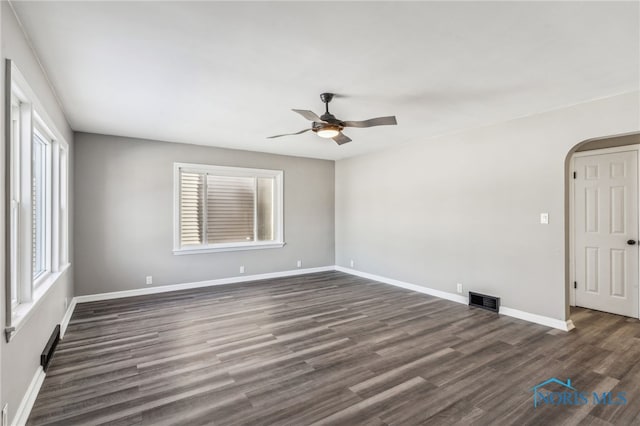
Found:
<box><xmin>627</xmin><ymin>240</ymin><xmax>637</xmax><ymax>245</ymax></box>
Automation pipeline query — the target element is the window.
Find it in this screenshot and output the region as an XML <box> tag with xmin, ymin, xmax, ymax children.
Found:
<box><xmin>174</xmin><ymin>163</ymin><xmax>284</xmax><ymax>254</ymax></box>
<box><xmin>32</xmin><ymin>129</ymin><xmax>51</xmax><ymax>283</ymax></box>
<box><xmin>59</xmin><ymin>147</ymin><xmax>69</xmax><ymax>266</ymax></box>
<box><xmin>6</xmin><ymin>61</ymin><xmax>71</xmax><ymax>338</ymax></box>
<box><xmin>9</xmin><ymin>99</ymin><xmax>21</xmax><ymax>309</ymax></box>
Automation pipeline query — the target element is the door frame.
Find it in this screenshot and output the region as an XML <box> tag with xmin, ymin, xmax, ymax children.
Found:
<box><xmin>569</xmin><ymin>144</ymin><xmax>640</xmax><ymax>317</ymax></box>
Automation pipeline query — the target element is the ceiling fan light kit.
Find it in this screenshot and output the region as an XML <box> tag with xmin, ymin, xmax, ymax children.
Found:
<box><xmin>314</xmin><ymin>124</ymin><xmax>341</xmax><ymax>138</ymax></box>
<box><xmin>268</xmin><ymin>93</ymin><xmax>397</xmax><ymax>145</ymax></box>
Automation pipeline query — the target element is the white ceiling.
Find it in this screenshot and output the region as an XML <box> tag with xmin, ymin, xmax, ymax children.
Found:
<box><xmin>10</xmin><ymin>1</ymin><xmax>640</xmax><ymax>160</ymax></box>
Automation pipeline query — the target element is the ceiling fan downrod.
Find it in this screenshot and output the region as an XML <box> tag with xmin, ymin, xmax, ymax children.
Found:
<box><xmin>320</xmin><ymin>93</ymin><xmax>334</xmax><ymax>120</ymax></box>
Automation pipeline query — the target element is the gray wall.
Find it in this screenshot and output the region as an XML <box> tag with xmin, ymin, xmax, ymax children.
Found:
<box><xmin>74</xmin><ymin>133</ymin><xmax>335</xmax><ymax>296</ymax></box>
<box><xmin>1</xmin><ymin>2</ymin><xmax>75</xmax><ymax>423</ymax></box>
<box><xmin>336</xmin><ymin>91</ymin><xmax>640</xmax><ymax>322</ymax></box>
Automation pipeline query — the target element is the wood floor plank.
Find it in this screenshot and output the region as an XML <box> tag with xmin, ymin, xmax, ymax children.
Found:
<box><xmin>27</xmin><ymin>271</ymin><xmax>640</xmax><ymax>425</ymax></box>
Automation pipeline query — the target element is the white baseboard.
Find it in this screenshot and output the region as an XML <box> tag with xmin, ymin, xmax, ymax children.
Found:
<box><xmin>60</xmin><ymin>298</ymin><xmax>77</xmax><ymax>339</ymax></box>
<box><xmin>335</xmin><ymin>266</ymin><xmax>574</xmax><ymax>331</ymax></box>
<box><xmin>74</xmin><ymin>266</ymin><xmax>336</xmax><ymax>304</ymax></box>
<box><xmin>499</xmin><ymin>307</ymin><xmax>575</xmax><ymax>331</ymax></box>
<box><xmin>67</xmin><ymin>265</ymin><xmax>574</xmax><ymax>333</ymax></box>
<box><xmin>12</xmin><ymin>367</ymin><xmax>45</xmax><ymax>426</ymax></box>
<box><xmin>335</xmin><ymin>266</ymin><xmax>468</xmax><ymax>305</ymax></box>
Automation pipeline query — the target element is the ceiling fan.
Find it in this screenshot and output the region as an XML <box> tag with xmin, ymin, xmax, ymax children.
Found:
<box><xmin>267</xmin><ymin>93</ymin><xmax>397</xmax><ymax>145</ymax></box>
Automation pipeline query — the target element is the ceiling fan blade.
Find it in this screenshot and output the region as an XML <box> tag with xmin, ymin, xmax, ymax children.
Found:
<box><xmin>267</xmin><ymin>128</ymin><xmax>311</xmax><ymax>139</ymax></box>
<box><xmin>292</xmin><ymin>109</ymin><xmax>323</xmax><ymax>122</ymax></box>
<box><xmin>343</xmin><ymin>116</ymin><xmax>397</xmax><ymax>128</ymax></box>
<box><xmin>332</xmin><ymin>132</ymin><xmax>352</xmax><ymax>145</ymax></box>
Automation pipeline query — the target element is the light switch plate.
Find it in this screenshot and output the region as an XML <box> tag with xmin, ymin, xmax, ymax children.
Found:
<box><xmin>540</xmin><ymin>213</ymin><xmax>549</xmax><ymax>224</ymax></box>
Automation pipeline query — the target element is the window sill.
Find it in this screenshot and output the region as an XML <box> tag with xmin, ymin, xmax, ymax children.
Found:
<box><xmin>6</xmin><ymin>263</ymin><xmax>71</xmax><ymax>342</ymax></box>
<box><xmin>173</xmin><ymin>241</ymin><xmax>285</xmax><ymax>255</ymax></box>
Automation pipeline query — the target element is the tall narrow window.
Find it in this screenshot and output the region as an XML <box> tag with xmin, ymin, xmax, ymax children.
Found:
<box><xmin>59</xmin><ymin>148</ymin><xmax>69</xmax><ymax>265</ymax></box>
<box><xmin>10</xmin><ymin>100</ymin><xmax>21</xmax><ymax>307</ymax></box>
<box><xmin>32</xmin><ymin>131</ymin><xmax>49</xmax><ymax>281</ymax></box>
<box><xmin>174</xmin><ymin>164</ymin><xmax>284</xmax><ymax>254</ymax></box>
<box><xmin>257</xmin><ymin>177</ymin><xmax>274</xmax><ymax>241</ymax></box>
<box><xmin>179</xmin><ymin>172</ymin><xmax>204</xmax><ymax>246</ymax></box>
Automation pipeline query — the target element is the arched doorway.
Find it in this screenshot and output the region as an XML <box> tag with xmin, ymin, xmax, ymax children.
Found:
<box><xmin>566</xmin><ymin>132</ymin><xmax>640</xmax><ymax>324</ymax></box>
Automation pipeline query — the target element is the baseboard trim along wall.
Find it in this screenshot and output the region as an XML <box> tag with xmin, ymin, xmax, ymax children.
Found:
<box><xmin>69</xmin><ymin>265</ymin><xmax>574</xmax><ymax>331</ymax></box>
<box><xmin>12</xmin><ymin>367</ymin><xmax>45</xmax><ymax>426</ymax></box>
<box><xmin>60</xmin><ymin>298</ymin><xmax>77</xmax><ymax>339</ymax></box>
<box><xmin>500</xmin><ymin>306</ymin><xmax>575</xmax><ymax>332</ymax></box>
<box><xmin>68</xmin><ymin>265</ymin><xmax>574</xmax><ymax>331</ymax></box>
<box><xmin>73</xmin><ymin>266</ymin><xmax>336</xmax><ymax>304</ymax></box>
<box><xmin>334</xmin><ymin>266</ymin><xmax>469</xmax><ymax>305</ymax></box>
<box><xmin>335</xmin><ymin>266</ymin><xmax>575</xmax><ymax>331</ymax></box>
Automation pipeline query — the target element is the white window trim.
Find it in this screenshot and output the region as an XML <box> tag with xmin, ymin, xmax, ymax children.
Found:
<box><xmin>5</xmin><ymin>60</ymin><xmax>71</xmax><ymax>342</ymax></box>
<box><xmin>173</xmin><ymin>162</ymin><xmax>285</xmax><ymax>254</ymax></box>
<box><xmin>10</xmin><ymin>264</ymin><xmax>71</xmax><ymax>337</ymax></box>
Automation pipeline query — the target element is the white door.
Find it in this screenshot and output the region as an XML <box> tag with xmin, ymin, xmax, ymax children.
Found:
<box><xmin>574</xmin><ymin>149</ymin><xmax>639</xmax><ymax>317</ymax></box>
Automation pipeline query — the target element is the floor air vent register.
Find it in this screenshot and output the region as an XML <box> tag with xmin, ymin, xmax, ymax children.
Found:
<box><xmin>468</xmin><ymin>292</ymin><xmax>500</xmax><ymax>313</ymax></box>
<box><xmin>41</xmin><ymin>325</ymin><xmax>60</xmax><ymax>372</ymax></box>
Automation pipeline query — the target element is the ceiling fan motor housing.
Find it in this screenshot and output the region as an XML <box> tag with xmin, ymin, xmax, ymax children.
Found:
<box><xmin>319</xmin><ymin>113</ymin><xmax>343</xmax><ymax>124</ymax></box>
<box><xmin>313</xmin><ymin>121</ymin><xmax>343</xmax><ymax>133</ymax></box>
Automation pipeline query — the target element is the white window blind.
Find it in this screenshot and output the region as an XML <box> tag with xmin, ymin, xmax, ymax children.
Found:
<box><xmin>179</xmin><ymin>172</ymin><xmax>204</xmax><ymax>246</ymax></box>
<box><xmin>206</xmin><ymin>175</ymin><xmax>255</xmax><ymax>244</ymax></box>
<box><xmin>175</xmin><ymin>164</ymin><xmax>284</xmax><ymax>253</ymax></box>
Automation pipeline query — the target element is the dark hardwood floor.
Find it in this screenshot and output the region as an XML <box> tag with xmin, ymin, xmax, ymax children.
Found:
<box><xmin>28</xmin><ymin>271</ymin><xmax>640</xmax><ymax>425</ymax></box>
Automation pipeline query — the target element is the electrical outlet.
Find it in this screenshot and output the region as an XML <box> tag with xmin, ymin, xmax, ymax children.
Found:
<box><xmin>146</xmin><ymin>276</ymin><xmax>153</xmax><ymax>285</ymax></box>
<box><xmin>297</xmin><ymin>260</ymin><xmax>302</xmax><ymax>268</ymax></box>
<box><xmin>2</xmin><ymin>403</ymin><xmax>8</xmax><ymax>426</ymax></box>
<box><xmin>239</xmin><ymin>266</ymin><xmax>245</xmax><ymax>274</ymax></box>
<box><xmin>350</xmin><ymin>260</ymin><xmax>354</xmax><ymax>268</ymax></box>
<box><xmin>457</xmin><ymin>283</ymin><xmax>463</xmax><ymax>294</ymax></box>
